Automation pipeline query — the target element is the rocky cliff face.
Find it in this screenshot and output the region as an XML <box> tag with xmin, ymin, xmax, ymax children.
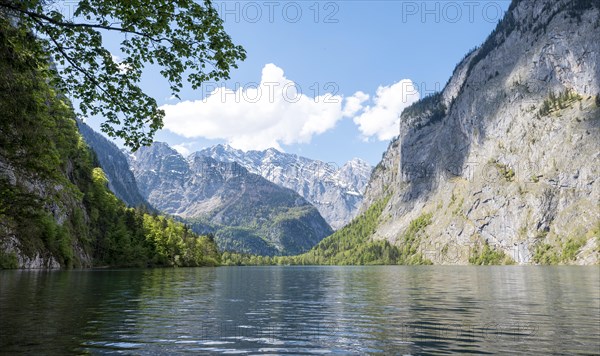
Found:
<box><xmin>0</xmin><ymin>158</ymin><xmax>88</xmax><ymax>269</ymax></box>
<box><xmin>129</xmin><ymin>143</ymin><xmax>333</xmax><ymax>255</ymax></box>
<box><xmin>198</xmin><ymin>145</ymin><xmax>372</xmax><ymax>229</ymax></box>
<box><xmin>77</xmin><ymin>121</ymin><xmax>150</xmax><ymax>209</ymax></box>
<box><xmin>362</xmin><ymin>0</ymin><xmax>600</xmax><ymax>264</ymax></box>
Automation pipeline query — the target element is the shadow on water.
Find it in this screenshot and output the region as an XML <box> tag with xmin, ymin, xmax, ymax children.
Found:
<box><xmin>0</xmin><ymin>268</ymin><xmax>218</xmax><ymax>354</ymax></box>
<box><xmin>0</xmin><ymin>269</ymin><xmax>147</xmax><ymax>353</ymax></box>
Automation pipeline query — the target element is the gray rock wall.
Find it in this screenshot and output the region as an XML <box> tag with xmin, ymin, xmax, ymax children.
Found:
<box><xmin>362</xmin><ymin>0</ymin><xmax>600</xmax><ymax>264</ymax></box>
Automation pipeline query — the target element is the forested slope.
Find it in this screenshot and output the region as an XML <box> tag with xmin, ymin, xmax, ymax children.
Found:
<box><xmin>0</xmin><ymin>16</ymin><xmax>219</xmax><ymax>269</ymax></box>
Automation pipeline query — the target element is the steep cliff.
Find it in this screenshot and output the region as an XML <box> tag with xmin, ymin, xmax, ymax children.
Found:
<box><xmin>77</xmin><ymin>121</ymin><xmax>150</xmax><ymax>209</ymax></box>
<box><xmin>361</xmin><ymin>0</ymin><xmax>600</xmax><ymax>264</ymax></box>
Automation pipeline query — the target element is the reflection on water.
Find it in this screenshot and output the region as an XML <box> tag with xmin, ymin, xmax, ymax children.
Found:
<box><xmin>1</xmin><ymin>266</ymin><xmax>599</xmax><ymax>354</ymax></box>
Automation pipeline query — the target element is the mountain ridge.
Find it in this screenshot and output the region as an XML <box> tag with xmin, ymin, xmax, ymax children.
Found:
<box><xmin>128</xmin><ymin>142</ymin><xmax>333</xmax><ymax>256</ymax></box>
<box><xmin>195</xmin><ymin>144</ymin><xmax>372</xmax><ymax>229</ymax></box>
<box><xmin>77</xmin><ymin>120</ymin><xmax>151</xmax><ymax>210</ymax></box>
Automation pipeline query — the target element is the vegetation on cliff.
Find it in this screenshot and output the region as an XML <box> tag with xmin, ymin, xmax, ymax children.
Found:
<box><xmin>221</xmin><ymin>196</ymin><xmax>434</xmax><ymax>266</ymax></box>
<box><xmin>0</xmin><ymin>16</ymin><xmax>219</xmax><ymax>269</ymax></box>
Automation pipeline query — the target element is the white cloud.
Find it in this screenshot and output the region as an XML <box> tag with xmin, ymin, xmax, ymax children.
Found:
<box><xmin>343</xmin><ymin>91</ymin><xmax>369</xmax><ymax>117</ymax></box>
<box><xmin>161</xmin><ymin>64</ymin><xmax>420</xmax><ymax>149</ymax></box>
<box><xmin>353</xmin><ymin>79</ymin><xmax>420</xmax><ymax>141</ymax></box>
<box><xmin>161</xmin><ymin>64</ymin><xmax>367</xmax><ymax>151</ymax></box>
<box><xmin>172</xmin><ymin>143</ymin><xmax>191</xmax><ymax>156</ymax></box>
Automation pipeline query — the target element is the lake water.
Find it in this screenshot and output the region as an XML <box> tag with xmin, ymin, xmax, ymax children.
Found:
<box><xmin>1</xmin><ymin>266</ymin><xmax>599</xmax><ymax>355</ymax></box>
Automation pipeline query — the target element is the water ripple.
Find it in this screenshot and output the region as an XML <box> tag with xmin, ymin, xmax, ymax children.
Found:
<box><xmin>0</xmin><ymin>266</ymin><xmax>599</xmax><ymax>355</ymax></box>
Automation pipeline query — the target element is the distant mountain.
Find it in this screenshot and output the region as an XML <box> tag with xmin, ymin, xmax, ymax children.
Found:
<box><xmin>77</xmin><ymin>121</ymin><xmax>150</xmax><ymax>209</ymax></box>
<box><xmin>197</xmin><ymin>144</ymin><xmax>372</xmax><ymax>229</ymax></box>
<box><xmin>128</xmin><ymin>142</ymin><xmax>333</xmax><ymax>256</ymax></box>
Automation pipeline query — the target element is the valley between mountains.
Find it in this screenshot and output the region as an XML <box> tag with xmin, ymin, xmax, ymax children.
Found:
<box><xmin>1</xmin><ymin>0</ymin><xmax>598</xmax><ymax>268</ymax></box>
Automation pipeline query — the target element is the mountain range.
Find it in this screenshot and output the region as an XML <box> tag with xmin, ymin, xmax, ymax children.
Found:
<box><xmin>196</xmin><ymin>144</ymin><xmax>372</xmax><ymax>229</ymax></box>
<box><xmin>79</xmin><ymin>0</ymin><xmax>599</xmax><ymax>265</ymax></box>
<box><xmin>126</xmin><ymin>142</ymin><xmax>333</xmax><ymax>255</ymax></box>
<box><xmin>78</xmin><ymin>130</ymin><xmax>372</xmax><ymax>256</ymax></box>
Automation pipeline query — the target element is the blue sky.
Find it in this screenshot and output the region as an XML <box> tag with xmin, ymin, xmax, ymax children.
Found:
<box><xmin>86</xmin><ymin>0</ymin><xmax>511</xmax><ymax>166</ymax></box>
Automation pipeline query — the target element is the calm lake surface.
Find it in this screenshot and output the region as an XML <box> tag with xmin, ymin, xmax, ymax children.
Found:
<box><xmin>1</xmin><ymin>266</ymin><xmax>599</xmax><ymax>355</ymax></box>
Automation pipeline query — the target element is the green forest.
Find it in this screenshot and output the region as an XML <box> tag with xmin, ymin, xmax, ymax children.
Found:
<box><xmin>221</xmin><ymin>196</ymin><xmax>434</xmax><ymax>266</ymax></box>
<box><xmin>0</xmin><ymin>15</ymin><xmax>220</xmax><ymax>269</ymax></box>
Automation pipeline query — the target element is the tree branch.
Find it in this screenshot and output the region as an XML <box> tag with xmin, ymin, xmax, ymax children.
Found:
<box><xmin>35</xmin><ymin>18</ymin><xmax>132</xmax><ymax>120</ymax></box>
<box><xmin>0</xmin><ymin>2</ymin><xmax>171</xmax><ymax>43</ymax></box>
